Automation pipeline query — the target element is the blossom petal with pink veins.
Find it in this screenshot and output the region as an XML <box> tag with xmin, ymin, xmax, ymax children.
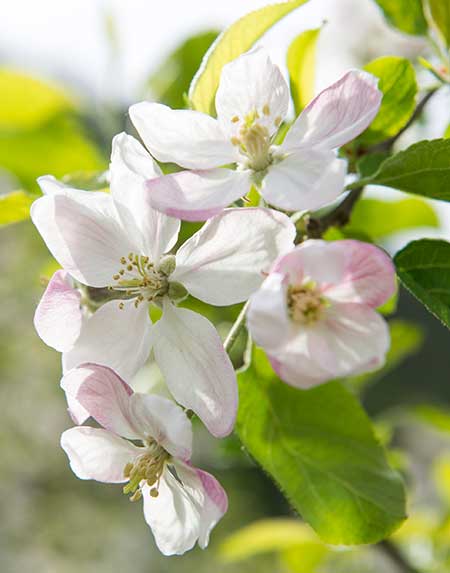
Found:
<box><xmin>262</xmin><ymin>149</ymin><xmax>347</xmax><ymax>212</ymax></box>
<box><xmin>34</xmin><ymin>270</ymin><xmax>82</xmax><ymax>352</ymax></box>
<box><xmin>63</xmin><ymin>299</ymin><xmax>152</xmax><ymax>382</ymax></box>
<box><xmin>145</xmin><ymin>168</ymin><xmax>250</xmax><ymax>222</ymax></box>
<box><xmin>247</xmin><ymin>272</ymin><xmax>292</xmax><ymax>353</ymax></box>
<box><xmin>142</xmin><ymin>462</ymin><xmax>226</xmax><ymax>555</ymax></box>
<box><xmin>152</xmin><ymin>300</ymin><xmax>237</xmax><ymax>437</ymax></box>
<box><xmin>60</xmin><ymin>367</ymin><xmax>91</xmax><ymax>425</ymax></box>
<box><xmin>215</xmin><ymin>48</ymin><xmax>289</xmax><ymax>138</ymax></box>
<box><xmin>73</xmin><ymin>363</ymin><xmax>140</xmax><ymax>440</ymax></box>
<box><xmin>129</xmin><ymin>102</ymin><xmax>236</xmax><ymax>169</ymax></box>
<box><xmin>110</xmin><ymin>133</ymin><xmax>180</xmax><ymax>262</ymax></box>
<box><xmin>129</xmin><ymin>394</ymin><xmax>192</xmax><ymax>461</ymax></box>
<box><xmin>173</xmin><ymin>208</ymin><xmax>295</xmax><ymax>306</ymax></box>
<box><xmin>271</xmin><ymin>303</ymin><xmax>389</xmax><ymax>388</ymax></box>
<box><xmin>281</xmin><ymin>70</ymin><xmax>382</xmax><ymax>152</ymax></box>
<box><xmin>61</xmin><ymin>426</ymin><xmax>140</xmax><ymax>483</ymax></box>
<box><xmin>31</xmin><ymin>193</ymin><xmax>135</xmax><ymax>288</ymax></box>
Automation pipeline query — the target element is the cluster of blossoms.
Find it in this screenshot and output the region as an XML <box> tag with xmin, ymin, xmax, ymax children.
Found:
<box><xmin>32</xmin><ymin>48</ymin><xmax>395</xmax><ymax>555</ymax></box>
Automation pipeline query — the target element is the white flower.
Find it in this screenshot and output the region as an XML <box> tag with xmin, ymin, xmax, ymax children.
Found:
<box><xmin>247</xmin><ymin>240</ymin><xmax>396</xmax><ymax>388</ymax></box>
<box><xmin>129</xmin><ymin>48</ymin><xmax>382</xmax><ymax>221</ymax></box>
<box><xmin>60</xmin><ymin>363</ymin><xmax>228</xmax><ymax>556</ymax></box>
<box><xmin>32</xmin><ymin>132</ymin><xmax>295</xmax><ymax>436</ymax></box>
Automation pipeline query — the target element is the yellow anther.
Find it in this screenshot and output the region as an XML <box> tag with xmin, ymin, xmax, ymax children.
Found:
<box><xmin>231</xmin><ymin>115</ymin><xmax>239</xmax><ymax>123</ymax></box>
<box><xmin>119</xmin><ymin>302</ymin><xmax>124</xmax><ymax>310</ymax></box>
<box><xmin>127</xmin><ymin>264</ymin><xmax>133</xmax><ymax>271</ymax></box>
<box><xmin>113</xmin><ymin>274</ymin><xmax>120</xmax><ymax>280</ymax></box>
<box><xmin>274</xmin><ymin>116</ymin><xmax>282</xmax><ymax>127</ymax></box>
<box><xmin>288</xmin><ymin>282</ymin><xmax>327</xmax><ymax>325</ymax></box>
<box><xmin>150</xmin><ymin>488</ymin><xmax>159</xmax><ymax>498</ymax></box>
<box><xmin>128</xmin><ymin>253</ymin><xmax>134</xmax><ymax>261</ymax></box>
<box><xmin>262</xmin><ymin>103</ymin><xmax>270</xmax><ymax>116</ymax></box>
<box><xmin>231</xmin><ymin>136</ymin><xmax>240</xmax><ymax>146</ymax></box>
<box><xmin>120</xmin><ymin>257</ymin><xmax>127</xmax><ymax>265</ymax></box>
<box><xmin>129</xmin><ymin>490</ymin><xmax>142</xmax><ymax>502</ymax></box>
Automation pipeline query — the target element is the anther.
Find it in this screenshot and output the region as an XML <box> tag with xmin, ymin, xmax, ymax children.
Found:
<box><xmin>150</xmin><ymin>488</ymin><xmax>159</xmax><ymax>498</ymax></box>
<box><xmin>231</xmin><ymin>136</ymin><xmax>240</xmax><ymax>146</ymax></box>
<box><xmin>231</xmin><ymin>115</ymin><xmax>239</xmax><ymax>123</ymax></box>
<box><xmin>274</xmin><ymin>116</ymin><xmax>282</xmax><ymax>127</ymax></box>
<box><xmin>127</xmin><ymin>264</ymin><xmax>133</xmax><ymax>271</ymax></box>
<box><xmin>262</xmin><ymin>104</ymin><xmax>270</xmax><ymax>116</ymax></box>
<box><xmin>120</xmin><ymin>257</ymin><xmax>127</xmax><ymax>265</ymax></box>
<box><xmin>119</xmin><ymin>302</ymin><xmax>124</xmax><ymax>310</ymax></box>
<box><xmin>113</xmin><ymin>274</ymin><xmax>120</xmax><ymax>280</ymax></box>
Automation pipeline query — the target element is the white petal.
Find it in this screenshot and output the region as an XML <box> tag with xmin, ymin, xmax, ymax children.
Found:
<box><xmin>60</xmin><ymin>366</ymin><xmax>91</xmax><ymax>425</ymax></box>
<box><xmin>142</xmin><ymin>462</ymin><xmax>226</xmax><ymax>555</ymax></box>
<box><xmin>34</xmin><ymin>270</ymin><xmax>82</xmax><ymax>352</ymax></box>
<box><xmin>261</xmin><ymin>149</ymin><xmax>347</xmax><ymax>212</ymax></box>
<box><xmin>129</xmin><ymin>394</ymin><xmax>192</xmax><ymax>461</ymax></box>
<box><xmin>247</xmin><ymin>272</ymin><xmax>291</xmax><ymax>353</ymax></box>
<box><xmin>129</xmin><ymin>102</ymin><xmax>235</xmax><ymax>169</ymax></box>
<box><xmin>110</xmin><ymin>133</ymin><xmax>180</xmax><ymax>262</ymax></box>
<box><xmin>173</xmin><ymin>207</ymin><xmax>295</xmax><ymax>305</ymax></box>
<box><xmin>145</xmin><ymin>168</ymin><xmax>250</xmax><ymax>222</ymax></box>
<box><xmin>63</xmin><ymin>299</ymin><xmax>152</xmax><ymax>382</ymax></box>
<box><xmin>152</xmin><ymin>300</ymin><xmax>237</xmax><ymax>437</ymax></box>
<box><xmin>31</xmin><ymin>193</ymin><xmax>135</xmax><ymax>288</ymax></box>
<box><xmin>73</xmin><ymin>363</ymin><xmax>140</xmax><ymax>440</ymax></box>
<box><xmin>216</xmin><ymin>48</ymin><xmax>289</xmax><ymax>138</ymax></box>
<box><xmin>60</xmin><ymin>426</ymin><xmax>140</xmax><ymax>483</ymax></box>
<box><xmin>282</xmin><ymin>70</ymin><xmax>382</xmax><ymax>152</ymax></box>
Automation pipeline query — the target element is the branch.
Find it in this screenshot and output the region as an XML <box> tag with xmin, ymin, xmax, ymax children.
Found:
<box><xmin>378</xmin><ymin>540</ymin><xmax>422</xmax><ymax>573</ymax></box>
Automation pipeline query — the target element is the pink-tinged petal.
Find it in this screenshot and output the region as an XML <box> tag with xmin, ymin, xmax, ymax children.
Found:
<box><xmin>173</xmin><ymin>207</ymin><xmax>295</xmax><ymax>305</ymax></box>
<box><xmin>60</xmin><ymin>366</ymin><xmax>91</xmax><ymax>424</ymax></box>
<box><xmin>321</xmin><ymin>240</ymin><xmax>396</xmax><ymax>308</ymax></box>
<box><xmin>63</xmin><ymin>299</ymin><xmax>152</xmax><ymax>382</ymax></box>
<box><xmin>34</xmin><ymin>270</ymin><xmax>82</xmax><ymax>352</ymax></box>
<box><xmin>73</xmin><ymin>363</ymin><xmax>140</xmax><ymax>440</ymax></box>
<box><xmin>152</xmin><ymin>300</ymin><xmax>237</xmax><ymax>437</ymax></box>
<box><xmin>129</xmin><ymin>102</ymin><xmax>236</xmax><ymax>169</ymax></box>
<box><xmin>60</xmin><ymin>426</ymin><xmax>140</xmax><ymax>483</ymax></box>
<box><xmin>145</xmin><ymin>168</ymin><xmax>250</xmax><ymax>222</ymax></box>
<box><xmin>110</xmin><ymin>133</ymin><xmax>180</xmax><ymax>262</ymax></box>
<box><xmin>282</xmin><ymin>70</ymin><xmax>382</xmax><ymax>152</ymax></box>
<box><xmin>215</xmin><ymin>48</ymin><xmax>289</xmax><ymax>138</ymax></box>
<box><xmin>261</xmin><ymin>149</ymin><xmax>347</xmax><ymax>212</ymax></box>
<box><xmin>195</xmin><ymin>468</ymin><xmax>228</xmax><ymax>549</ymax></box>
<box><xmin>247</xmin><ymin>272</ymin><xmax>291</xmax><ymax>353</ymax></box>
<box><xmin>270</xmin><ymin>303</ymin><xmax>389</xmax><ymax>388</ymax></box>
<box><xmin>31</xmin><ymin>193</ymin><xmax>135</xmax><ymax>288</ymax></box>
<box><xmin>129</xmin><ymin>394</ymin><xmax>192</xmax><ymax>461</ymax></box>
<box><xmin>141</xmin><ymin>465</ymin><xmax>203</xmax><ymax>556</ymax></box>
<box><xmin>37</xmin><ymin>175</ymin><xmax>113</xmax><ymax>214</ymax></box>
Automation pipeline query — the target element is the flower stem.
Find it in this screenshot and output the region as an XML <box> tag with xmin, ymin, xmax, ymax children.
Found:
<box><xmin>378</xmin><ymin>540</ymin><xmax>422</xmax><ymax>573</ymax></box>
<box><xmin>224</xmin><ymin>301</ymin><xmax>249</xmax><ymax>353</ymax></box>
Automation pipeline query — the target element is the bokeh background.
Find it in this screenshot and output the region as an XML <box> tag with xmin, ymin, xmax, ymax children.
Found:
<box><xmin>1</xmin><ymin>0</ymin><xmax>450</xmax><ymax>571</ymax></box>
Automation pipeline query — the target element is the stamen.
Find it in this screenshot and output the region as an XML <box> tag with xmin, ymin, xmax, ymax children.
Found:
<box><xmin>231</xmin><ymin>115</ymin><xmax>239</xmax><ymax>123</ymax></box>
<box><xmin>262</xmin><ymin>103</ymin><xmax>270</xmax><ymax>116</ymax></box>
<box><xmin>122</xmin><ymin>441</ymin><xmax>170</xmax><ymax>502</ymax></box>
<box><xmin>287</xmin><ymin>282</ymin><xmax>327</xmax><ymax>325</ymax></box>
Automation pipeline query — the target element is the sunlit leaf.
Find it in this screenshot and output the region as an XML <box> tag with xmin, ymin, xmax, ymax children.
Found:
<box><xmin>414</xmin><ymin>404</ymin><xmax>450</xmax><ymax>434</ymax></box>
<box><xmin>373</xmin><ymin>0</ymin><xmax>428</xmax><ymax>36</ymax></box>
<box><xmin>189</xmin><ymin>0</ymin><xmax>309</xmax><ymax>114</ymax></box>
<box><xmin>349</xmin><ymin>139</ymin><xmax>450</xmax><ymax>201</ymax></box>
<box><xmin>281</xmin><ymin>545</ymin><xmax>329</xmax><ymax>573</ymax></box>
<box><xmin>395</xmin><ymin>239</ymin><xmax>450</xmax><ymax>329</ymax></box>
<box><xmin>359</xmin><ymin>57</ymin><xmax>417</xmax><ymax>145</ymax></box>
<box><xmin>287</xmin><ymin>28</ymin><xmax>321</xmax><ymax>115</ymax></box>
<box><xmin>236</xmin><ymin>346</ymin><xmax>406</xmax><ymax>545</ymax></box>
<box><xmin>0</xmin><ymin>191</ymin><xmax>34</xmax><ymax>225</ymax></box>
<box><xmin>427</xmin><ymin>0</ymin><xmax>450</xmax><ymax>48</ymax></box>
<box><xmin>433</xmin><ymin>456</ymin><xmax>450</xmax><ymax>506</ymax></box>
<box><xmin>0</xmin><ymin>69</ymin><xmax>74</xmax><ymax>130</ymax></box>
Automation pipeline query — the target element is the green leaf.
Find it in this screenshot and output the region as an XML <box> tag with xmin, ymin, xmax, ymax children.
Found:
<box><xmin>427</xmin><ymin>0</ymin><xmax>450</xmax><ymax>48</ymax></box>
<box><xmin>373</xmin><ymin>0</ymin><xmax>428</xmax><ymax>36</ymax></box>
<box><xmin>359</xmin><ymin>57</ymin><xmax>417</xmax><ymax>145</ymax></box>
<box><xmin>414</xmin><ymin>404</ymin><xmax>450</xmax><ymax>434</ymax></box>
<box><xmin>348</xmin><ymin>320</ymin><xmax>424</xmax><ymax>391</ymax></box>
<box><xmin>189</xmin><ymin>0</ymin><xmax>309</xmax><ymax>114</ymax></box>
<box><xmin>147</xmin><ymin>31</ymin><xmax>218</xmax><ymax>109</ymax></box>
<box><xmin>356</xmin><ymin>151</ymin><xmax>390</xmax><ymax>178</ymax></box>
<box><xmin>346</xmin><ymin>197</ymin><xmax>439</xmax><ymax>240</ymax></box>
<box><xmin>287</xmin><ymin>28</ymin><xmax>321</xmax><ymax>115</ymax></box>
<box><xmin>445</xmin><ymin>123</ymin><xmax>450</xmax><ymax>138</ymax></box>
<box><xmin>0</xmin><ymin>191</ymin><xmax>34</xmax><ymax>225</ymax></box>
<box><xmin>236</xmin><ymin>346</ymin><xmax>406</xmax><ymax>545</ymax></box>
<box><xmin>348</xmin><ymin>139</ymin><xmax>450</xmax><ymax>200</ymax></box>
<box><xmin>281</xmin><ymin>545</ymin><xmax>328</xmax><ymax>573</ymax></box>
<box><xmin>220</xmin><ymin>518</ymin><xmax>320</xmax><ymax>561</ymax></box>
<box><xmin>0</xmin><ymin>68</ymin><xmax>74</xmax><ymax>130</ymax></box>
<box><xmin>394</xmin><ymin>239</ymin><xmax>450</xmax><ymax>329</ymax></box>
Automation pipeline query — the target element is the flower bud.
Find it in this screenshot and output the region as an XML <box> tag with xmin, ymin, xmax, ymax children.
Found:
<box><xmin>168</xmin><ymin>281</ymin><xmax>188</xmax><ymax>302</ymax></box>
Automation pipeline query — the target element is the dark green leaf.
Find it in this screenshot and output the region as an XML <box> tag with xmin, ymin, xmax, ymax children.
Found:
<box><xmin>356</xmin><ymin>152</ymin><xmax>390</xmax><ymax>178</ymax></box>
<box><xmin>359</xmin><ymin>57</ymin><xmax>417</xmax><ymax>145</ymax></box>
<box><xmin>349</xmin><ymin>139</ymin><xmax>450</xmax><ymax>200</ymax></box>
<box><xmin>373</xmin><ymin>0</ymin><xmax>428</xmax><ymax>35</ymax></box>
<box><xmin>394</xmin><ymin>239</ymin><xmax>450</xmax><ymax>328</ymax></box>
<box><xmin>236</xmin><ymin>346</ymin><xmax>406</xmax><ymax>545</ymax></box>
<box><xmin>189</xmin><ymin>0</ymin><xmax>309</xmax><ymax>114</ymax></box>
<box><xmin>287</xmin><ymin>28</ymin><xmax>321</xmax><ymax>115</ymax></box>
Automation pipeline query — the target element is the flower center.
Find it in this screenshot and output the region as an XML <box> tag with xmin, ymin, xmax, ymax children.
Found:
<box><xmin>287</xmin><ymin>282</ymin><xmax>327</xmax><ymax>325</ymax></box>
<box><xmin>109</xmin><ymin>253</ymin><xmax>175</xmax><ymax>308</ymax></box>
<box><xmin>230</xmin><ymin>106</ymin><xmax>281</xmax><ymax>172</ymax></box>
<box><xmin>122</xmin><ymin>438</ymin><xmax>171</xmax><ymax>501</ymax></box>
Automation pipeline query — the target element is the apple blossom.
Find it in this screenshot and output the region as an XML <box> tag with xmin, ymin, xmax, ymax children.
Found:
<box><xmin>31</xmin><ymin>132</ymin><xmax>295</xmax><ymax>436</ymax></box>
<box><xmin>247</xmin><ymin>239</ymin><xmax>396</xmax><ymax>388</ymax></box>
<box><xmin>129</xmin><ymin>48</ymin><xmax>382</xmax><ymax>221</ymax></box>
<box><xmin>60</xmin><ymin>362</ymin><xmax>227</xmax><ymax>556</ymax></box>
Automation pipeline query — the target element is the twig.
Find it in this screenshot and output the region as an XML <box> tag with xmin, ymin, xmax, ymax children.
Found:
<box><xmin>224</xmin><ymin>301</ymin><xmax>249</xmax><ymax>353</ymax></box>
<box><xmin>378</xmin><ymin>540</ymin><xmax>422</xmax><ymax>573</ymax></box>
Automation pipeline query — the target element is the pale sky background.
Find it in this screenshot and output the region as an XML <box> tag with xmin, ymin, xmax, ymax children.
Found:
<box><xmin>1</xmin><ymin>0</ymin><xmax>449</xmax><ymax>248</ymax></box>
